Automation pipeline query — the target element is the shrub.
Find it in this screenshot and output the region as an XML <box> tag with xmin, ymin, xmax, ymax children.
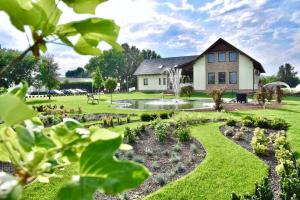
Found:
<box><xmin>240</xmin><ymin>126</ymin><xmax>248</xmax><ymax>132</ymax></box>
<box><xmin>77</xmin><ymin>107</ymin><xmax>82</xmax><ymax>114</ymax></box>
<box><xmin>173</xmin><ymin>143</ymin><xmax>182</xmax><ymax>152</ymax></box>
<box><xmin>174</xmin><ymin>127</ymin><xmax>191</xmax><ymax>142</ymax></box>
<box><xmin>160</xmin><ymin>112</ymin><xmax>170</xmax><ymax>120</ymax></box>
<box><xmin>154</xmin><ymin>121</ymin><xmax>169</xmax><ymax>142</ymax></box>
<box><xmin>126</xmin><ymin>116</ymin><xmax>131</xmax><ymax>123</ymax></box>
<box><xmin>256</xmin><ymin>86</ymin><xmax>267</xmax><ymax>105</ymax></box>
<box><xmin>251</xmin><ymin>128</ymin><xmax>269</xmax><ymax>155</ymax></box>
<box><xmin>133</xmin><ymin>156</ymin><xmax>144</xmax><ymax>163</ymax></box>
<box><xmin>123</xmin><ymin>127</ymin><xmax>137</xmax><ymax>144</ymax></box>
<box><xmin>145</xmin><ymin>148</ymin><xmax>153</xmax><ymax>156</ymax></box>
<box><xmin>190</xmin><ymin>144</ymin><xmax>198</xmax><ymax>154</ymax></box>
<box><xmin>271</xmin><ymin>118</ymin><xmax>289</xmax><ymax>130</ymax></box>
<box><xmin>280</xmin><ymin>167</ymin><xmax>300</xmax><ymax>199</ymax></box>
<box><xmin>109</xmin><ymin>118</ymin><xmax>114</xmax><ymax>127</ymax></box>
<box><xmin>276</xmin><ymin>86</ymin><xmax>284</xmax><ymax>104</ymax></box>
<box><xmin>175</xmin><ymin>163</ymin><xmax>186</xmax><ymax>173</ymax></box>
<box><xmin>180</xmin><ymin>85</ymin><xmax>193</xmax><ymax>97</ymax></box>
<box><xmin>80</xmin><ymin>115</ymin><xmax>87</xmax><ymax>123</ymax></box>
<box><xmin>226</xmin><ymin>118</ymin><xmax>237</xmax><ymax>126</ymax></box>
<box><xmin>255</xmin><ymin>117</ymin><xmax>271</xmax><ymax>128</ymax></box>
<box><xmin>155</xmin><ymin>175</ymin><xmax>166</xmax><ymax>186</ymax></box>
<box><xmin>163</xmin><ymin>150</ymin><xmax>170</xmax><ymax>157</ymax></box>
<box><xmin>103</xmin><ymin>118</ymin><xmax>108</xmax><ymax>127</ymax></box>
<box><xmin>207</xmin><ymin>87</ymin><xmax>225</xmax><ymax>111</ymax></box>
<box><xmin>242</xmin><ymin>116</ymin><xmax>255</xmax><ymax>127</ymax></box>
<box><xmin>125</xmin><ymin>150</ymin><xmax>134</xmax><ymax>160</ymax></box>
<box><xmin>233</xmin><ymin>132</ymin><xmax>244</xmax><ymax>141</ymax></box>
<box><xmin>131</xmin><ymin>127</ymin><xmax>141</xmax><ymax>137</ymax></box>
<box><xmin>151</xmin><ymin>161</ymin><xmax>160</xmax><ymax>171</ymax></box>
<box><xmin>274</xmin><ymin>133</ymin><xmax>289</xmax><ymax>150</ymax></box>
<box><xmin>171</xmin><ymin>153</ymin><xmax>181</xmax><ymax>163</ymax></box>
<box><xmin>140</xmin><ymin>113</ymin><xmax>158</xmax><ymax>122</ymax></box>
<box><xmin>224</xmin><ymin>127</ymin><xmax>234</xmax><ymax>136</ymax></box>
<box><xmin>266</xmin><ymin>88</ymin><xmax>274</xmax><ymax>102</ymax></box>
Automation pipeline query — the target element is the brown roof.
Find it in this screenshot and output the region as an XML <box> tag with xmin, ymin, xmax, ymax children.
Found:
<box><xmin>134</xmin><ymin>38</ymin><xmax>265</xmax><ymax>76</ymax></box>
<box><xmin>191</xmin><ymin>38</ymin><xmax>265</xmax><ymax>73</ymax></box>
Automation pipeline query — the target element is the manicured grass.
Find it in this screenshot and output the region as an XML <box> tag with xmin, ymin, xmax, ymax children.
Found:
<box><xmin>145</xmin><ymin>123</ymin><xmax>268</xmax><ymax>200</ymax></box>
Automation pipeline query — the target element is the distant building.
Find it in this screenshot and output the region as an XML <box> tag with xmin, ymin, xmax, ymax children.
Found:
<box><xmin>134</xmin><ymin>38</ymin><xmax>265</xmax><ymax>92</ymax></box>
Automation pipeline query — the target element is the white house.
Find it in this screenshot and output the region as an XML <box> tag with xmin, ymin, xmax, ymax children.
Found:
<box><xmin>134</xmin><ymin>38</ymin><xmax>265</xmax><ymax>92</ymax></box>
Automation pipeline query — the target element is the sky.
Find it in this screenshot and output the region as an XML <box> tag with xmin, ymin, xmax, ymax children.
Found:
<box><xmin>0</xmin><ymin>0</ymin><xmax>300</xmax><ymax>76</ymax></box>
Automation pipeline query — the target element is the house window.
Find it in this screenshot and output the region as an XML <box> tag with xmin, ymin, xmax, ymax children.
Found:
<box><xmin>163</xmin><ymin>78</ymin><xmax>166</xmax><ymax>85</ymax></box>
<box><xmin>208</xmin><ymin>72</ymin><xmax>215</xmax><ymax>84</ymax></box>
<box><xmin>218</xmin><ymin>72</ymin><xmax>226</xmax><ymax>84</ymax></box>
<box><xmin>229</xmin><ymin>72</ymin><xmax>237</xmax><ymax>84</ymax></box>
<box><xmin>159</xmin><ymin>78</ymin><xmax>161</xmax><ymax>85</ymax></box>
<box><xmin>218</xmin><ymin>52</ymin><xmax>226</xmax><ymax>62</ymax></box>
<box><xmin>143</xmin><ymin>78</ymin><xmax>148</xmax><ymax>85</ymax></box>
<box><xmin>208</xmin><ymin>53</ymin><xmax>215</xmax><ymax>63</ymax></box>
<box><xmin>229</xmin><ymin>52</ymin><xmax>237</xmax><ymax>62</ymax></box>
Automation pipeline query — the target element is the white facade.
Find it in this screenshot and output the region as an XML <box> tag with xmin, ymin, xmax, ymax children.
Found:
<box><xmin>238</xmin><ymin>53</ymin><xmax>259</xmax><ymax>90</ymax></box>
<box><xmin>137</xmin><ymin>74</ymin><xmax>168</xmax><ymax>91</ymax></box>
<box><xmin>193</xmin><ymin>56</ymin><xmax>206</xmax><ymax>91</ymax></box>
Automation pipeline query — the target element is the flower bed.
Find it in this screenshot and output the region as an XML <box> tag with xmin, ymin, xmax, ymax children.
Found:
<box><xmin>96</xmin><ymin>122</ymin><xmax>206</xmax><ymax>199</ymax></box>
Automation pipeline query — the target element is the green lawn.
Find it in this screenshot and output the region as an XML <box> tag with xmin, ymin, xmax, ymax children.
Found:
<box><xmin>21</xmin><ymin>92</ymin><xmax>300</xmax><ymax>199</ymax></box>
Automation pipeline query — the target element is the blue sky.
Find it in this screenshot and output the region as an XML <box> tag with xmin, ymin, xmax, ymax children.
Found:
<box><xmin>0</xmin><ymin>0</ymin><xmax>299</xmax><ymax>75</ymax></box>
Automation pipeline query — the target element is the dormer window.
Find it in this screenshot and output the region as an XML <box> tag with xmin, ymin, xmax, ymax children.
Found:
<box><xmin>229</xmin><ymin>52</ymin><xmax>237</xmax><ymax>62</ymax></box>
<box><xmin>208</xmin><ymin>53</ymin><xmax>215</xmax><ymax>63</ymax></box>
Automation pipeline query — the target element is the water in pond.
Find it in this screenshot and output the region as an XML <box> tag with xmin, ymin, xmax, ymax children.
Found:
<box><xmin>112</xmin><ymin>99</ymin><xmax>214</xmax><ymax>110</ymax></box>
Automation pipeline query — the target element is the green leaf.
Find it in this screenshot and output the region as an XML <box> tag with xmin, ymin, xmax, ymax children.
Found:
<box><xmin>0</xmin><ymin>94</ymin><xmax>37</xmax><ymax>125</ymax></box>
<box><xmin>0</xmin><ymin>0</ymin><xmax>46</xmax><ymax>32</ymax></box>
<box><xmin>56</xmin><ymin>18</ymin><xmax>122</xmax><ymax>56</ymax></box>
<box><xmin>62</xmin><ymin>0</ymin><xmax>107</xmax><ymax>14</ymax></box>
<box><xmin>15</xmin><ymin>125</ymin><xmax>35</xmax><ymax>152</ymax></box>
<box><xmin>57</xmin><ymin>134</ymin><xmax>149</xmax><ymax>199</ymax></box>
<box><xmin>34</xmin><ymin>131</ymin><xmax>56</xmax><ymax>149</ymax></box>
<box><xmin>0</xmin><ymin>172</ymin><xmax>22</xmax><ymax>200</ymax></box>
<box><xmin>8</xmin><ymin>82</ymin><xmax>28</xmax><ymax>99</ymax></box>
<box><xmin>36</xmin><ymin>0</ymin><xmax>62</xmax><ymax>35</ymax></box>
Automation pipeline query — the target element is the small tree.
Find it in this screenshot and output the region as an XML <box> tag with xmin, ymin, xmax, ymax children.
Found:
<box><xmin>38</xmin><ymin>55</ymin><xmax>59</xmax><ymax>100</ymax></box>
<box><xmin>266</xmin><ymin>87</ymin><xmax>274</xmax><ymax>102</ymax></box>
<box><xmin>93</xmin><ymin>66</ymin><xmax>103</xmax><ymax>98</ymax></box>
<box><xmin>207</xmin><ymin>87</ymin><xmax>225</xmax><ymax>111</ymax></box>
<box><xmin>180</xmin><ymin>86</ymin><xmax>194</xmax><ymax>98</ymax></box>
<box><xmin>256</xmin><ymin>86</ymin><xmax>267</xmax><ymax>107</ymax></box>
<box><xmin>105</xmin><ymin>77</ymin><xmax>117</xmax><ymax>104</ymax></box>
<box><xmin>276</xmin><ymin>86</ymin><xmax>284</xmax><ymax>104</ymax></box>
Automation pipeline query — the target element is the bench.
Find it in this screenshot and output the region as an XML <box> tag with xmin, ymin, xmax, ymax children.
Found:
<box><xmin>87</xmin><ymin>93</ymin><xmax>100</xmax><ymax>104</ymax></box>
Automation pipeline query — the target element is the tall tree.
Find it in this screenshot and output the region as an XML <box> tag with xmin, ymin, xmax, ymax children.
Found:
<box><xmin>65</xmin><ymin>67</ymin><xmax>89</xmax><ymax>78</ymax></box>
<box><xmin>105</xmin><ymin>77</ymin><xmax>117</xmax><ymax>104</ymax></box>
<box><xmin>122</xmin><ymin>43</ymin><xmax>143</xmax><ymax>91</ymax></box>
<box><xmin>277</xmin><ymin>63</ymin><xmax>299</xmax><ymax>87</ymax></box>
<box><xmin>85</xmin><ymin>49</ymin><xmax>124</xmax><ymax>80</ymax></box>
<box><xmin>93</xmin><ymin>66</ymin><xmax>103</xmax><ymax>96</ymax></box>
<box><xmin>37</xmin><ymin>55</ymin><xmax>60</xmax><ymax>99</ymax></box>
<box><xmin>0</xmin><ymin>47</ymin><xmax>38</xmax><ymax>87</ymax></box>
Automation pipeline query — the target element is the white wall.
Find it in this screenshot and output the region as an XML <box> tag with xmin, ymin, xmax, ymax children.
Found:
<box><xmin>137</xmin><ymin>75</ymin><xmax>168</xmax><ymax>91</ymax></box>
<box><xmin>239</xmin><ymin>53</ymin><xmax>255</xmax><ymax>90</ymax></box>
<box><xmin>193</xmin><ymin>56</ymin><xmax>206</xmax><ymax>90</ymax></box>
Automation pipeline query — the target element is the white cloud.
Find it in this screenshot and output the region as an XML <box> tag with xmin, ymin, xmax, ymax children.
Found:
<box><xmin>291</xmin><ymin>11</ymin><xmax>300</xmax><ymax>24</ymax></box>
<box><xmin>162</xmin><ymin>0</ymin><xmax>195</xmax><ymax>11</ymax></box>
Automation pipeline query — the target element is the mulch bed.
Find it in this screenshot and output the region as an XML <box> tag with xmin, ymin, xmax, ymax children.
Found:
<box><xmin>95</xmin><ymin>126</ymin><xmax>206</xmax><ymax>200</ymax></box>
<box><xmin>220</xmin><ymin>125</ymin><xmax>282</xmax><ymax>200</ymax></box>
<box><xmin>223</xmin><ymin>102</ymin><xmax>283</xmax><ymax>111</ymax></box>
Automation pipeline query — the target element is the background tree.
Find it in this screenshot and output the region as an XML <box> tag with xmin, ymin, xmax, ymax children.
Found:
<box><xmin>142</xmin><ymin>49</ymin><xmax>161</xmax><ymax>60</ymax></box>
<box><xmin>93</xmin><ymin>66</ymin><xmax>103</xmax><ymax>96</ymax></box>
<box><xmin>122</xmin><ymin>43</ymin><xmax>143</xmax><ymax>91</ymax></box>
<box><xmin>65</xmin><ymin>67</ymin><xmax>90</xmax><ymax>78</ymax></box>
<box><xmin>277</xmin><ymin>63</ymin><xmax>299</xmax><ymax>87</ymax></box>
<box><xmin>105</xmin><ymin>77</ymin><xmax>117</xmax><ymax>104</ymax></box>
<box><xmin>37</xmin><ymin>55</ymin><xmax>59</xmax><ymax>99</ymax></box>
<box><xmin>0</xmin><ymin>47</ymin><xmax>38</xmax><ymax>87</ymax></box>
<box><xmin>260</xmin><ymin>75</ymin><xmax>278</xmax><ymax>85</ymax></box>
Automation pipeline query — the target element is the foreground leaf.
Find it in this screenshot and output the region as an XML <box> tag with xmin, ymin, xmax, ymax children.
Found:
<box><xmin>57</xmin><ymin>134</ymin><xmax>149</xmax><ymax>199</ymax></box>
<box><xmin>62</xmin><ymin>0</ymin><xmax>107</xmax><ymax>14</ymax></box>
<box><xmin>0</xmin><ymin>94</ymin><xmax>36</xmax><ymax>125</ymax></box>
<box><xmin>0</xmin><ymin>172</ymin><xmax>22</xmax><ymax>200</ymax></box>
<box><xmin>56</xmin><ymin>18</ymin><xmax>122</xmax><ymax>56</ymax></box>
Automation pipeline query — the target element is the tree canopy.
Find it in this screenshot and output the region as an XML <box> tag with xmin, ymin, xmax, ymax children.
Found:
<box><xmin>277</xmin><ymin>63</ymin><xmax>299</xmax><ymax>87</ymax></box>
<box><xmin>85</xmin><ymin>43</ymin><xmax>161</xmax><ymax>91</ymax></box>
<box><xmin>65</xmin><ymin>67</ymin><xmax>89</xmax><ymax>78</ymax></box>
<box><xmin>0</xmin><ymin>47</ymin><xmax>38</xmax><ymax>87</ymax></box>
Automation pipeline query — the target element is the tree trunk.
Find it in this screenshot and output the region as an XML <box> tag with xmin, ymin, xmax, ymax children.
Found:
<box><xmin>48</xmin><ymin>90</ymin><xmax>51</xmax><ymax>100</ymax></box>
<box><xmin>98</xmin><ymin>89</ymin><xmax>100</xmax><ymax>99</ymax></box>
<box><xmin>126</xmin><ymin>76</ymin><xmax>129</xmax><ymax>92</ymax></box>
<box><xmin>110</xmin><ymin>92</ymin><xmax>112</xmax><ymax>104</ymax></box>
